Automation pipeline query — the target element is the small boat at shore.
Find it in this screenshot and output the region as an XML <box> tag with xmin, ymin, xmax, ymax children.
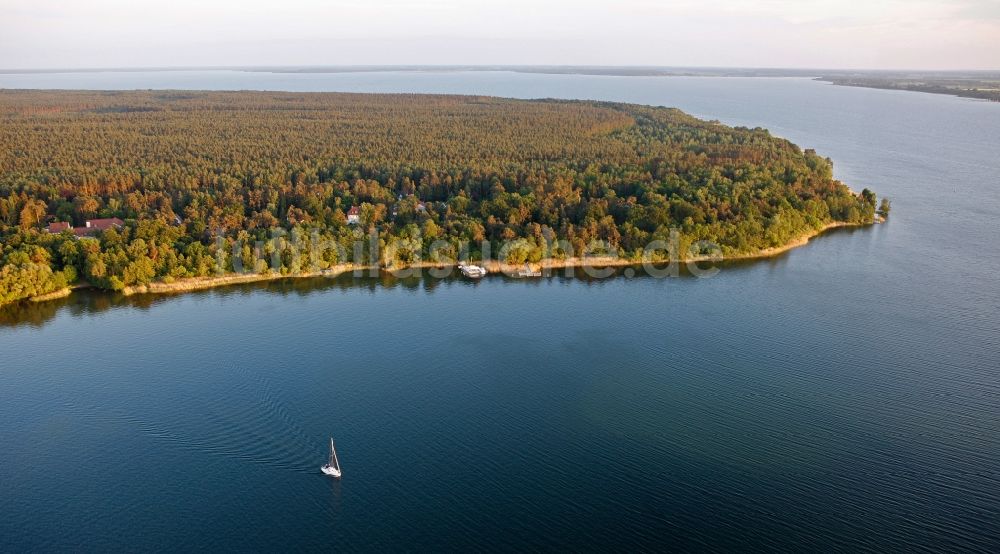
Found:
<box><xmin>517</xmin><ymin>264</ymin><xmax>542</xmax><ymax>278</ymax></box>
<box><xmin>458</xmin><ymin>263</ymin><xmax>488</xmax><ymax>279</ymax></box>
<box><xmin>321</xmin><ymin>437</ymin><xmax>342</xmax><ymax>478</ymax></box>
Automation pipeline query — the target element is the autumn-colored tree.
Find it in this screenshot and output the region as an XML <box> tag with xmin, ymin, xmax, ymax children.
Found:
<box><xmin>18</xmin><ymin>199</ymin><xmax>46</xmax><ymax>229</ymax></box>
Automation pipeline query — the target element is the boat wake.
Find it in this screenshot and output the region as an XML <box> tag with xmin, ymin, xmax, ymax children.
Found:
<box><xmin>63</xmin><ymin>364</ymin><xmax>320</xmax><ymax>473</ymax></box>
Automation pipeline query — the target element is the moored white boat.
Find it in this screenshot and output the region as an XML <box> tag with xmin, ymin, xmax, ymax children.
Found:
<box><xmin>517</xmin><ymin>264</ymin><xmax>542</xmax><ymax>278</ymax></box>
<box><xmin>458</xmin><ymin>263</ymin><xmax>488</xmax><ymax>278</ymax></box>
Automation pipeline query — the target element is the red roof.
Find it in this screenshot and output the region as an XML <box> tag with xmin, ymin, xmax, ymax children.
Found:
<box><xmin>86</xmin><ymin>218</ymin><xmax>124</xmax><ymax>231</ymax></box>
<box><xmin>347</xmin><ymin>206</ymin><xmax>360</xmax><ymax>216</ymax></box>
<box><xmin>68</xmin><ymin>218</ymin><xmax>125</xmax><ymax>237</ymax></box>
<box><xmin>46</xmin><ymin>221</ymin><xmax>72</xmax><ymax>233</ymax></box>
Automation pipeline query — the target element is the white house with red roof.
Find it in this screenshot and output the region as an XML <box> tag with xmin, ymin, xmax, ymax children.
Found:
<box><xmin>347</xmin><ymin>206</ymin><xmax>360</xmax><ymax>225</ymax></box>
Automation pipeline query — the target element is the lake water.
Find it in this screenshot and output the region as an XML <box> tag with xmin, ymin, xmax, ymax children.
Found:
<box><xmin>2</xmin><ymin>71</ymin><xmax>999</xmax><ymax>552</ymax></box>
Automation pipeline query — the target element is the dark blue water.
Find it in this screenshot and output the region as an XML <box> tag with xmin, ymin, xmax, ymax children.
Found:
<box><xmin>2</xmin><ymin>72</ymin><xmax>999</xmax><ymax>552</ymax></box>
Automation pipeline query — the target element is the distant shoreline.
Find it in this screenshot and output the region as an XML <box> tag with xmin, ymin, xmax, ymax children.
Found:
<box><xmin>3</xmin><ymin>66</ymin><xmax>996</xmax><ymax>102</ymax></box>
<box><xmin>3</xmin><ymin>65</ymin><xmax>997</xmax><ymax>78</ymax></box>
<box><xmin>20</xmin><ymin>220</ymin><xmax>871</xmax><ymax>304</ymax></box>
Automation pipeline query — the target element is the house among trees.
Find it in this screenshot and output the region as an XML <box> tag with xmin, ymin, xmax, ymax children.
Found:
<box><xmin>347</xmin><ymin>206</ymin><xmax>360</xmax><ymax>225</ymax></box>
<box><xmin>45</xmin><ymin>218</ymin><xmax>124</xmax><ymax>237</ymax></box>
<box><xmin>45</xmin><ymin>221</ymin><xmax>72</xmax><ymax>234</ymax></box>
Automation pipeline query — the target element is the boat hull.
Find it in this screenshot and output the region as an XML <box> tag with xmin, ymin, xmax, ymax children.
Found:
<box><xmin>321</xmin><ymin>465</ymin><xmax>342</xmax><ymax>478</ymax></box>
<box><xmin>458</xmin><ymin>264</ymin><xmax>488</xmax><ymax>278</ymax></box>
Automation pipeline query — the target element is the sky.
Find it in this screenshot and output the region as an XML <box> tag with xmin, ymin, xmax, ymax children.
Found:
<box><xmin>1</xmin><ymin>0</ymin><xmax>998</xmax><ymax>70</ymax></box>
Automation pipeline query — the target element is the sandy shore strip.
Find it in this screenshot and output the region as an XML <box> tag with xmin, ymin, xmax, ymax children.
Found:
<box><xmin>28</xmin><ymin>287</ymin><xmax>73</xmax><ymax>303</ymax></box>
<box><xmin>24</xmin><ymin>219</ymin><xmax>870</xmax><ymax>303</ymax></box>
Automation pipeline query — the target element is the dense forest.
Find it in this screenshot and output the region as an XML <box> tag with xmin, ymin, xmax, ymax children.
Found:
<box><xmin>0</xmin><ymin>90</ymin><xmax>877</xmax><ymax>305</ymax></box>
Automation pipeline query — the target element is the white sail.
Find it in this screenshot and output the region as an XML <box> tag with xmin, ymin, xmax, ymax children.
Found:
<box><xmin>322</xmin><ymin>437</ymin><xmax>342</xmax><ymax>477</ymax></box>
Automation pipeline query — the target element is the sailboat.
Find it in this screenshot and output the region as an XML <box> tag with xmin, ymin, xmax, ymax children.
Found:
<box><xmin>321</xmin><ymin>437</ymin><xmax>342</xmax><ymax>478</ymax></box>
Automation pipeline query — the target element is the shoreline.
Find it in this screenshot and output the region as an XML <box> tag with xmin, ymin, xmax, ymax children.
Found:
<box><xmin>24</xmin><ymin>220</ymin><xmax>871</xmax><ymax>304</ymax></box>
<box><xmin>27</xmin><ymin>287</ymin><xmax>73</xmax><ymax>303</ymax></box>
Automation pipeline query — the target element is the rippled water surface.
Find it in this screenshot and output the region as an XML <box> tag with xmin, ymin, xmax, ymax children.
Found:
<box><xmin>1</xmin><ymin>72</ymin><xmax>999</xmax><ymax>552</ymax></box>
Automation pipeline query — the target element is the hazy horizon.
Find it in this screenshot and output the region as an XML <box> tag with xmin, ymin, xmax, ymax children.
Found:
<box><xmin>2</xmin><ymin>0</ymin><xmax>998</xmax><ymax>71</ymax></box>
<box><xmin>2</xmin><ymin>64</ymin><xmax>999</xmax><ymax>74</ymax></box>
